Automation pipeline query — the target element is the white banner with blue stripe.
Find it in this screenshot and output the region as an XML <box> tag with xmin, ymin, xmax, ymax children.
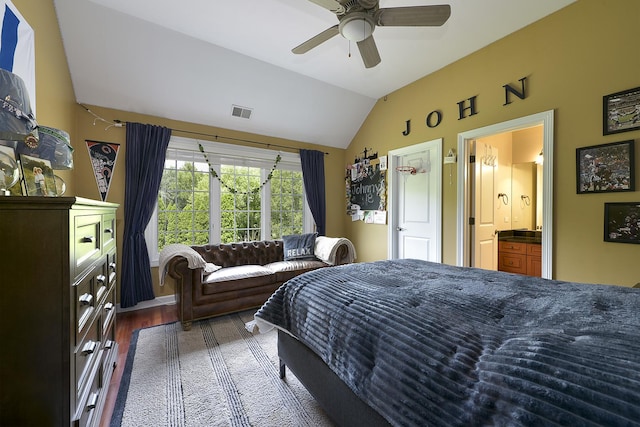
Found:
<box><xmin>0</xmin><ymin>0</ymin><xmax>34</xmax><ymax>112</ymax></box>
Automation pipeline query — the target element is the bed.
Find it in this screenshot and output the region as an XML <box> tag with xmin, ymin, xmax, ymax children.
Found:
<box><xmin>253</xmin><ymin>259</ymin><xmax>640</xmax><ymax>427</ymax></box>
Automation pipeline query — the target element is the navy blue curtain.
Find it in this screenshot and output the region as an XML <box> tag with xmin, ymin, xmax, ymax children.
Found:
<box><xmin>299</xmin><ymin>149</ymin><xmax>326</xmax><ymax>236</ymax></box>
<box><xmin>120</xmin><ymin>123</ymin><xmax>172</xmax><ymax>308</ymax></box>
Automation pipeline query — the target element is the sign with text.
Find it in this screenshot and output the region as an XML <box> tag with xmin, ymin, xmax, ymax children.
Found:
<box><xmin>86</xmin><ymin>140</ymin><xmax>119</xmax><ymax>202</ymax></box>
<box><xmin>348</xmin><ymin>164</ymin><xmax>385</xmax><ymax>212</ymax></box>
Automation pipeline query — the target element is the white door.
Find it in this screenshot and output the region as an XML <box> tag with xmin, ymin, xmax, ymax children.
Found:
<box><xmin>473</xmin><ymin>141</ymin><xmax>498</xmax><ymax>270</ymax></box>
<box><xmin>389</xmin><ymin>139</ymin><xmax>442</xmax><ymax>262</ymax></box>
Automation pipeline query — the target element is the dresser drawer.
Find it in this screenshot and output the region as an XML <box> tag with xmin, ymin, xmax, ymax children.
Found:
<box><xmin>74</xmin><ymin>273</ymin><xmax>96</xmax><ymax>343</ymax></box>
<box><xmin>73</xmin><ymin>214</ymin><xmax>103</xmax><ymax>278</ymax></box>
<box><xmin>75</xmin><ymin>349</ymin><xmax>104</xmax><ymax>427</ymax></box>
<box><xmin>107</xmin><ymin>251</ymin><xmax>117</xmax><ymax>287</ymax></box>
<box><xmin>527</xmin><ymin>243</ymin><xmax>542</xmax><ymax>256</ymax></box>
<box><xmin>101</xmin><ymin>286</ymin><xmax>116</xmax><ymax>335</ymax></box>
<box><xmin>74</xmin><ymin>261</ymin><xmax>110</xmax><ymax>344</ymax></box>
<box><xmin>102</xmin><ymin>212</ymin><xmax>116</xmax><ymax>252</ymax></box>
<box><xmin>498</xmin><ymin>252</ymin><xmax>527</xmax><ymax>275</ymax></box>
<box><xmin>102</xmin><ymin>321</ymin><xmax>117</xmax><ymax>386</ymax></box>
<box><xmin>75</xmin><ymin>316</ymin><xmax>101</xmax><ymax>396</ymax></box>
<box><xmin>94</xmin><ymin>259</ymin><xmax>110</xmax><ymax>306</ymax></box>
<box><xmin>499</xmin><ymin>241</ymin><xmax>527</xmax><ymax>254</ymax></box>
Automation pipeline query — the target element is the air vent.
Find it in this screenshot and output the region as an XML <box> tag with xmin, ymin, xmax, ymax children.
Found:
<box><xmin>231</xmin><ymin>105</ymin><xmax>252</xmax><ymax>119</ymax></box>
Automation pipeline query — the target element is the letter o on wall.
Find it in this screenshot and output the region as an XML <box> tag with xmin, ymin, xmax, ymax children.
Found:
<box><xmin>426</xmin><ymin>110</ymin><xmax>442</xmax><ymax>128</ymax></box>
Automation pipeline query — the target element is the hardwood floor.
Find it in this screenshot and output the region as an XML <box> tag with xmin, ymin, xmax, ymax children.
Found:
<box><xmin>99</xmin><ymin>304</ymin><xmax>178</xmax><ymax>427</ymax></box>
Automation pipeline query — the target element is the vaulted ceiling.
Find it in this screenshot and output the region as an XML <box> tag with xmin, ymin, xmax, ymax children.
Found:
<box><xmin>54</xmin><ymin>0</ymin><xmax>575</xmax><ymax>148</ymax></box>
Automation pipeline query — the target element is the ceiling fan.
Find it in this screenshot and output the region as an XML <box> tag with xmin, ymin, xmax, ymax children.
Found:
<box><xmin>292</xmin><ymin>0</ymin><xmax>451</xmax><ymax>68</ymax></box>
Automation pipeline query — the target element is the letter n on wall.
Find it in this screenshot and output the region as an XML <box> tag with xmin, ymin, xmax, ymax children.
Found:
<box><xmin>503</xmin><ymin>77</ymin><xmax>527</xmax><ymax>105</ymax></box>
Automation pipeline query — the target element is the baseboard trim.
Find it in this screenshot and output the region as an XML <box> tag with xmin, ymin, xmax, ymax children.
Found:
<box><xmin>116</xmin><ymin>295</ymin><xmax>176</xmax><ymax>313</ymax></box>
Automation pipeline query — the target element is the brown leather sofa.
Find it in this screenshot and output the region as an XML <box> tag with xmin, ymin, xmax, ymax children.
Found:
<box><xmin>165</xmin><ymin>239</ymin><xmax>355</xmax><ymax>330</ymax></box>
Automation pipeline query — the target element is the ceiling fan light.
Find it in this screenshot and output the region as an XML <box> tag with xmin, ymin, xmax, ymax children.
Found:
<box><xmin>340</xmin><ymin>16</ymin><xmax>374</xmax><ymax>42</ymax></box>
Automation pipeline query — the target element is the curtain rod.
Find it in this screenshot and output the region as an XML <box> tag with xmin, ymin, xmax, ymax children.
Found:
<box><xmin>79</xmin><ymin>104</ymin><xmax>329</xmax><ymax>155</ymax></box>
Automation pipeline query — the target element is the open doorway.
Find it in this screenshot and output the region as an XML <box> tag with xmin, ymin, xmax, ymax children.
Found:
<box><xmin>456</xmin><ymin>111</ymin><xmax>554</xmax><ymax>279</ymax></box>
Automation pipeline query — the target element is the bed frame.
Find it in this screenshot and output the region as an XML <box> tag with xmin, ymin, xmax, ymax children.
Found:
<box><xmin>277</xmin><ymin>330</ymin><xmax>391</xmax><ymax>427</ymax></box>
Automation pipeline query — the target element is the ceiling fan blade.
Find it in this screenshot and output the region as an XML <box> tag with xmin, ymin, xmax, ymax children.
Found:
<box><xmin>292</xmin><ymin>25</ymin><xmax>340</xmax><ymax>54</ymax></box>
<box><xmin>306</xmin><ymin>0</ymin><xmax>345</xmax><ymax>14</ymax></box>
<box><xmin>375</xmin><ymin>5</ymin><xmax>451</xmax><ymax>27</ymax></box>
<box><xmin>357</xmin><ymin>36</ymin><xmax>381</xmax><ymax>68</ymax></box>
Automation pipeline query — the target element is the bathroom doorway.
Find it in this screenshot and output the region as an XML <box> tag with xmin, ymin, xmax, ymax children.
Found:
<box><xmin>456</xmin><ymin>110</ymin><xmax>554</xmax><ymax>279</ymax></box>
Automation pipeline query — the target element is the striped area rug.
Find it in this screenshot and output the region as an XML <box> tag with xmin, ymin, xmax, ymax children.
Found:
<box><xmin>110</xmin><ymin>311</ymin><xmax>332</xmax><ymax>427</ymax></box>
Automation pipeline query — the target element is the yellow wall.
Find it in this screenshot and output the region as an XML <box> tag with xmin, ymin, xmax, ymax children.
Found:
<box><xmin>345</xmin><ymin>0</ymin><xmax>640</xmax><ymax>286</ymax></box>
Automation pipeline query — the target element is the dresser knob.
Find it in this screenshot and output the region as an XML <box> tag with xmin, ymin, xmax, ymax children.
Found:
<box><xmin>79</xmin><ymin>293</ymin><xmax>93</xmax><ymax>306</ymax></box>
<box><xmin>81</xmin><ymin>340</ymin><xmax>97</xmax><ymax>356</ymax></box>
<box><xmin>86</xmin><ymin>392</ymin><xmax>99</xmax><ymax>410</ymax></box>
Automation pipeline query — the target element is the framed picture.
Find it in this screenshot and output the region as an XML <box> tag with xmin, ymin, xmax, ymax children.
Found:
<box><xmin>576</xmin><ymin>140</ymin><xmax>635</xmax><ymax>194</ymax></box>
<box><xmin>604</xmin><ymin>202</ymin><xmax>640</xmax><ymax>244</ymax></box>
<box><xmin>0</xmin><ymin>144</ymin><xmax>22</xmax><ymax>195</ymax></box>
<box><xmin>19</xmin><ymin>154</ymin><xmax>57</xmax><ymax>196</ymax></box>
<box><xmin>603</xmin><ymin>86</ymin><xmax>640</xmax><ymax>135</ymax></box>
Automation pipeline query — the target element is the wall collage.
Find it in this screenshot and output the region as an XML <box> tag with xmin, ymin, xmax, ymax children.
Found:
<box><xmin>345</xmin><ymin>147</ymin><xmax>387</xmax><ymax>224</ymax></box>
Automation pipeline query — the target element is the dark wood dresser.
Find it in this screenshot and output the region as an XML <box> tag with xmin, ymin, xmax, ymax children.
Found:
<box><xmin>0</xmin><ymin>197</ymin><xmax>119</xmax><ymax>426</ymax></box>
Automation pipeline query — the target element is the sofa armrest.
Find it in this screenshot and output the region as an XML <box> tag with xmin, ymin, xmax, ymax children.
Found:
<box><xmin>332</xmin><ymin>243</ymin><xmax>352</xmax><ymax>265</ymax></box>
<box><xmin>314</xmin><ymin>237</ymin><xmax>356</xmax><ymax>265</ymax></box>
<box><xmin>165</xmin><ymin>255</ymin><xmax>203</xmax><ymax>331</ymax></box>
<box><xmin>166</xmin><ymin>255</ymin><xmax>192</xmax><ymax>280</ymax></box>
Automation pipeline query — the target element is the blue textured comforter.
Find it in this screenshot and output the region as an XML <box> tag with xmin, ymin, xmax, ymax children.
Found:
<box><xmin>255</xmin><ymin>259</ymin><xmax>640</xmax><ymax>426</ymax></box>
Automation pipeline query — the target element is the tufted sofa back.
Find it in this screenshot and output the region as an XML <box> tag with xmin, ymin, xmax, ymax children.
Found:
<box><xmin>192</xmin><ymin>240</ymin><xmax>284</xmax><ymax>268</ymax></box>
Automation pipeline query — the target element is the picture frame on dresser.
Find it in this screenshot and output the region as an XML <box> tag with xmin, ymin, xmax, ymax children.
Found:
<box><xmin>19</xmin><ymin>153</ymin><xmax>57</xmax><ymax>196</ymax></box>
<box><xmin>0</xmin><ymin>144</ymin><xmax>22</xmax><ymax>195</ymax></box>
<box><xmin>604</xmin><ymin>202</ymin><xmax>640</xmax><ymax>244</ymax></box>
<box><xmin>576</xmin><ymin>140</ymin><xmax>635</xmax><ymax>194</ymax></box>
<box><xmin>603</xmin><ymin>86</ymin><xmax>640</xmax><ymax>135</ymax></box>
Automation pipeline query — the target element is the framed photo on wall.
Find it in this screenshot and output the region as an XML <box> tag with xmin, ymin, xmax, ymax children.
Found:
<box><xmin>576</xmin><ymin>140</ymin><xmax>635</xmax><ymax>194</ymax></box>
<box><xmin>19</xmin><ymin>154</ymin><xmax>57</xmax><ymax>196</ymax></box>
<box><xmin>603</xmin><ymin>86</ymin><xmax>640</xmax><ymax>135</ymax></box>
<box><xmin>604</xmin><ymin>202</ymin><xmax>640</xmax><ymax>244</ymax></box>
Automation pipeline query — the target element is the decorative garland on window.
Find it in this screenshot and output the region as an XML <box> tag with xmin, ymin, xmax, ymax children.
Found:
<box><xmin>198</xmin><ymin>142</ymin><xmax>281</xmax><ymax>195</ymax></box>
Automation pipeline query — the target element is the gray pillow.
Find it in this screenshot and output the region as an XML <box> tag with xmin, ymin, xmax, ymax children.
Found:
<box><xmin>282</xmin><ymin>233</ymin><xmax>318</xmax><ymax>261</ymax></box>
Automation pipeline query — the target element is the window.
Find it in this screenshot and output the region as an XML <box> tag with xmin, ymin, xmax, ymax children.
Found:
<box><xmin>157</xmin><ymin>150</ymin><xmax>210</xmax><ymax>249</ymax></box>
<box><xmin>270</xmin><ymin>169</ymin><xmax>305</xmax><ymax>239</ymax></box>
<box><xmin>146</xmin><ymin>137</ymin><xmax>313</xmax><ymax>265</ymax></box>
<box><xmin>219</xmin><ymin>165</ymin><xmax>262</xmax><ymax>242</ymax></box>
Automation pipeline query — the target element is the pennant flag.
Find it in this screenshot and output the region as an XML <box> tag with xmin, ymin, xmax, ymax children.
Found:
<box><xmin>0</xmin><ymin>1</ymin><xmax>35</xmax><ymax>113</ymax></box>
<box><xmin>86</xmin><ymin>140</ymin><xmax>120</xmax><ymax>202</ymax></box>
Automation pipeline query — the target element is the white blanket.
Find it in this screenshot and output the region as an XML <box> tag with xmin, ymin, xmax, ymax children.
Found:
<box><xmin>158</xmin><ymin>244</ymin><xmax>220</xmax><ymax>285</ymax></box>
<box><xmin>314</xmin><ymin>236</ymin><xmax>357</xmax><ymax>265</ymax></box>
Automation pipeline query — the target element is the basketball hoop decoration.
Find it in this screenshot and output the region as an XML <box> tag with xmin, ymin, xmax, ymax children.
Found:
<box><xmin>395</xmin><ymin>165</ymin><xmax>417</xmax><ymax>175</ymax></box>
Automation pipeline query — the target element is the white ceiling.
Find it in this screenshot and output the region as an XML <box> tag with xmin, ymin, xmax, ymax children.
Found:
<box><xmin>53</xmin><ymin>0</ymin><xmax>575</xmax><ymax>149</ymax></box>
